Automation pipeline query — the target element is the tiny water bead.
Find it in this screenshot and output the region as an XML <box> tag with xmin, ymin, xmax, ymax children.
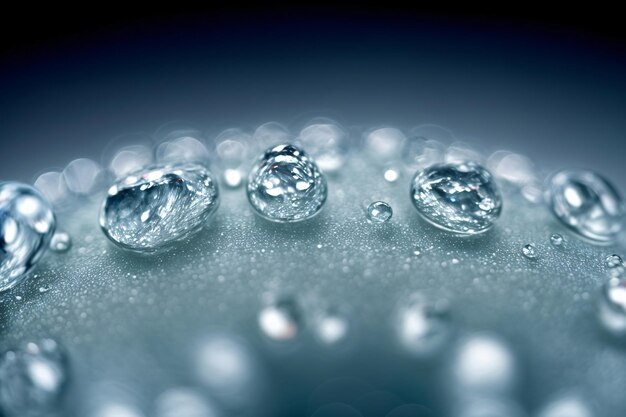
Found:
<box><xmin>598</xmin><ymin>278</ymin><xmax>626</xmax><ymax>337</ymax></box>
<box><xmin>550</xmin><ymin>233</ymin><xmax>564</xmax><ymax>246</ymax></box>
<box><xmin>100</xmin><ymin>164</ymin><xmax>219</xmax><ymax>253</ymax></box>
<box><xmin>410</xmin><ymin>162</ymin><xmax>502</xmax><ymax>234</ymax></box>
<box><xmin>366</xmin><ymin>201</ymin><xmax>393</xmax><ymax>224</ymax></box>
<box><xmin>0</xmin><ymin>182</ymin><xmax>56</xmax><ymax>292</ymax></box>
<box><xmin>247</xmin><ymin>144</ymin><xmax>327</xmax><ymax>223</ymax></box>
<box><xmin>605</xmin><ymin>254</ymin><xmax>624</xmax><ymax>268</ymax></box>
<box><xmin>522</xmin><ymin>244</ymin><xmax>537</xmax><ymax>259</ymax></box>
<box><xmin>0</xmin><ymin>339</ymin><xmax>67</xmax><ymax>417</ymax></box>
<box><xmin>547</xmin><ymin>169</ymin><xmax>625</xmax><ymax>242</ymax></box>
<box><xmin>258</xmin><ymin>298</ymin><xmax>301</xmax><ymax>341</ymax></box>
<box><xmin>49</xmin><ymin>232</ymin><xmax>71</xmax><ymax>253</ymax></box>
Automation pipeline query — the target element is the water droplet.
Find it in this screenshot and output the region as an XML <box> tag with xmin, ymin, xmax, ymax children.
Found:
<box><xmin>0</xmin><ymin>182</ymin><xmax>56</xmax><ymax>292</ymax></box>
<box><xmin>550</xmin><ymin>233</ymin><xmax>564</xmax><ymax>246</ymax></box>
<box><xmin>214</xmin><ymin>128</ymin><xmax>252</xmax><ymax>169</ymax></box>
<box><xmin>63</xmin><ymin>158</ymin><xmax>104</xmax><ymax>195</ymax></box>
<box><xmin>605</xmin><ymin>254</ymin><xmax>624</xmax><ymax>268</ymax></box>
<box><xmin>365</xmin><ymin>127</ymin><xmax>406</xmax><ymax>164</ymax></box>
<box><xmin>0</xmin><ymin>339</ymin><xmax>67</xmax><ymax>416</ymax></box>
<box><xmin>410</xmin><ymin>162</ymin><xmax>502</xmax><ymax>234</ymax></box>
<box><xmin>521</xmin><ymin>244</ymin><xmax>537</xmax><ymax>259</ymax></box>
<box><xmin>598</xmin><ymin>278</ymin><xmax>626</xmax><ymax>337</ymax></box>
<box><xmin>100</xmin><ymin>164</ymin><xmax>219</xmax><ymax>253</ymax></box>
<box><xmin>258</xmin><ymin>298</ymin><xmax>301</xmax><ymax>341</ymax></box>
<box><xmin>366</xmin><ymin>201</ymin><xmax>393</xmax><ymax>224</ymax></box>
<box><xmin>222</xmin><ymin>169</ymin><xmax>243</xmax><ymax>189</ymax></box>
<box><xmin>315</xmin><ymin>310</ymin><xmax>349</xmax><ymax>345</ymax></box>
<box><xmin>50</xmin><ymin>232</ymin><xmax>71</xmax><ymax>252</ymax></box>
<box><xmin>253</xmin><ymin>121</ymin><xmax>293</xmax><ymax>151</ymax></box>
<box><xmin>297</xmin><ymin>121</ymin><xmax>348</xmax><ymax>173</ymax></box>
<box><xmin>246</xmin><ymin>144</ymin><xmax>327</xmax><ymax>223</ymax></box>
<box><xmin>537</xmin><ymin>393</ymin><xmax>594</xmax><ymax>417</ymax></box>
<box><xmin>34</xmin><ymin>171</ymin><xmax>69</xmax><ymax>207</ymax></box>
<box><xmin>383</xmin><ymin>167</ymin><xmax>400</xmax><ymax>183</ymax></box>
<box><xmin>487</xmin><ymin>151</ymin><xmax>536</xmax><ymax>186</ymax></box>
<box><xmin>547</xmin><ymin>169</ymin><xmax>624</xmax><ymax>242</ymax></box>
<box><xmin>109</xmin><ymin>145</ymin><xmax>153</xmax><ymax>179</ymax></box>
<box><xmin>156</xmin><ymin>136</ymin><xmax>209</xmax><ymax>165</ymax></box>
<box><xmin>396</xmin><ymin>293</ymin><xmax>451</xmax><ymax>356</ymax></box>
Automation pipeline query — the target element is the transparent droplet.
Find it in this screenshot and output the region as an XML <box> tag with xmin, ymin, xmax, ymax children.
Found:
<box><xmin>402</xmin><ymin>136</ymin><xmax>446</xmax><ymax>171</ymax></box>
<box><xmin>410</xmin><ymin>162</ymin><xmax>502</xmax><ymax>234</ymax></box>
<box><xmin>396</xmin><ymin>293</ymin><xmax>451</xmax><ymax>357</ymax></box>
<box><xmin>550</xmin><ymin>234</ymin><xmax>563</xmax><ymax>247</ymax></box>
<box><xmin>155</xmin><ymin>388</ymin><xmax>219</xmax><ymax>417</ymax></box>
<box><xmin>366</xmin><ymin>201</ymin><xmax>393</xmax><ymax>224</ymax></box>
<box><xmin>598</xmin><ymin>278</ymin><xmax>626</xmax><ymax>337</ymax></box>
<box><xmin>34</xmin><ymin>171</ymin><xmax>69</xmax><ymax>207</ymax></box>
<box><xmin>214</xmin><ymin>128</ymin><xmax>252</xmax><ymax>169</ymax></box>
<box><xmin>156</xmin><ymin>136</ymin><xmax>209</xmax><ymax>165</ymax></box>
<box><xmin>0</xmin><ymin>182</ymin><xmax>56</xmax><ymax>292</ymax></box>
<box><xmin>547</xmin><ymin>169</ymin><xmax>624</xmax><ymax>242</ymax></box>
<box><xmin>62</xmin><ymin>158</ymin><xmax>104</xmax><ymax>196</ymax></box>
<box><xmin>487</xmin><ymin>151</ymin><xmax>537</xmax><ymax>186</ymax></box>
<box><xmin>365</xmin><ymin>127</ymin><xmax>406</xmax><ymax>164</ymax></box>
<box><xmin>50</xmin><ymin>232</ymin><xmax>71</xmax><ymax>252</ymax></box>
<box><xmin>521</xmin><ymin>244</ymin><xmax>537</xmax><ymax>259</ymax></box>
<box><xmin>258</xmin><ymin>297</ymin><xmax>301</xmax><ymax>341</ymax></box>
<box><xmin>0</xmin><ymin>339</ymin><xmax>67</xmax><ymax>417</ymax></box>
<box><xmin>253</xmin><ymin>121</ymin><xmax>293</xmax><ymax>151</ymax></box>
<box><xmin>99</xmin><ymin>164</ymin><xmax>219</xmax><ymax>253</ymax></box>
<box><xmin>109</xmin><ymin>145</ymin><xmax>153</xmax><ymax>179</ymax></box>
<box><xmin>246</xmin><ymin>144</ymin><xmax>327</xmax><ymax>223</ymax></box>
<box><xmin>297</xmin><ymin>121</ymin><xmax>348</xmax><ymax>173</ymax></box>
<box><xmin>605</xmin><ymin>254</ymin><xmax>624</xmax><ymax>268</ymax></box>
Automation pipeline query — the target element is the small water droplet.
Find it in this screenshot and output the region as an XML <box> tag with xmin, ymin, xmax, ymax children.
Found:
<box><xmin>100</xmin><ymin>164</ymin><xmax>219</xmax><ymax>253</ymax></box>
<box><xmin>0</xmin><ymin>339</ymin><xmax>67</xmax><ymax>416</ymax></box>
<box><xmin>15</xmin><ymin>295</ymin><xmax>22</xmax><ymax>301</ymax></box>
<box><xmin>315</xmin><ymin>311</ymin><xmax>349</xmax><ymax>345</ymax></box>
<box><xmin>0</xmin><ymin>182</ymin><xmax>56</xmax><ymax>292</ymax></box>
<box><xmin>550</xmin><ymin>233</ymin><xmax>564</xmax><ymax>246</ymax></box>
<box><xmin>410</xmin><ymin>162</ymin><xmax>502</xmax><ymax>234</ymax></box>
<box><xmin>383</xmin><ymin>167</ymin><xmax>400</xmax><ymax>183</ymax></box>
<box><xmin>247</xmin><ymin>144</ymin><xmax>327</xmax><ymax>223</ymax></box>
<box><xmin>396</xmin><ymin>293</ymin><xmax>451</xmax><ymax>357</ymax></box>
<box><xmin>598</xmin><ymin>278</ymin><xmax>626</xmax><ymax>337</ymax></box>
<box><xmin>222</xmin><ymin>168</ymin><xmax>243</xmax><ymax>189</ymax></box>
<box><xmin>366</xmin><ymin>201</ymin><xmax>393</xmax><ymax>224</ymax></box>
<box><xmin>605</xmin><ymin>254</ymin><xmax>624</xmax><ymax>268</ymax></box>
<box><xmin>50</xmin><ymin>232</ymin><xmax>71</xmax><ymax>252</ymax></box>
<box><xmin>258</xmin><ymin>297</ymin><xmax>301</xmax><ymax>341</ymax></box>
<box><xmin>39</xmin><ymin>287</ymin><xmax>49</xmax><ymax>293</ymax></box>
<box><xmin>522</xmin><ymin>244</ymin><xmax>537</xmax><ymax>259</ymax></box>
<box><xmin>547</xmin><ymin>169</ymin><xmax>624</xmax><ymax>242</ymax></box>
<box><xmin>365</xmin><ymin>127</ymin><xmax>406</xmax><ymax>164</ymax></box>
<box><xmin>214</xmin><ymin>128</ymin><xmax>252</xmax><ymax>169</ymax></box>
<box><xmin>297</xmin><ymin>121</ymin><xmax>348</xmax><ymax>173</ymax></box>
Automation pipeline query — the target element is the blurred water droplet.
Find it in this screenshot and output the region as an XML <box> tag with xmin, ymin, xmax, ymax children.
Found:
<box><xmin>410</xmin><ymin>162</ymin><xmax>502</xmax><ymax>234</ymax></box>
<box><xmin>155</xmin><ymin>388</ymin><xmax>219</xmax><ymax>417</ymax></box>
<box><xmin>297</xmin><ymin>121</ymin><xmax>348</xmax><ymax>173</ymax></box>
<box><xmin>0</xmin><ymin>339</ymin><xmax>67</xmax><ymax>417</ymax></box>
<box><xmin>214</xmin><ymin>128</ymin><xmax>252</xmax><ymax>168</ymax></box>
<box><xmin>109</xmin><ymin>145</ymin><xmax>153</xmax><ymax>179</ymax></box>
<box><xmin>598</xmin><ymin>278</ymin><xmax>626</xmax><ymax>337</ymax></box>
<box><xmin>222</xmin><ymin>169</ymin><xmax>243</xmax><ymax>189</ymax></box>
<box><xmin>365</xmin><ymin>128</ymin><xmax>406</xmax><ymax>164</ymax></box>
<box><xmin>402</xmin><ymin>135</ymin><xmax>445</xmax><ymax>171</ymax></box>
<box><xmin>396</xmin><ymin>293</ymin><xmax>451</xmax><ymax>357</ymax></box>
<box><xmin>383</xmin><ymin>167</ymin><xmax>400</xmax><ymax>183</ymax></box>
<box><xmin>521</xmin><ymin>182</ymin><xmax>543</xmax><ymax>204</ymax></box>
<box><xmin>547</xmin><ymin>169</ymin><xmax>624</xmax><ymax>242</ymax></box>
<box><xmin>445</xmin><ymin>142</ymin><xmax>483</xmax><ymax>164</ymax></box>
<box><xmin>247</xmin><ymin>144</ymin><xmax>327</xmax><ymax>223</ymax></box>
<box><xmin>63</xmin><ymin>158</ymin><xmax>104</xmax><ymax>196</ymax></box>
<box><xmin>1</xmin><ymin>182</ymin><xmax>56</xmax><ymax>292</ymax></box>
<box><xmin>50</xmin><ymin>231</ymin><xmax>71</xmax><ymax>252</ymax></box>
<box><xmin>521</xmin><ymin>244</ymin><xmax>537</xmax><ymax>259</ymax></box>
<box><xmin>258</xmin><ymin>297</ymin><xmax>301</xmax><ymax>341</ymax></box>
<box><xmin>550</xmin><ymin>234</ymin><xmax>563</xmax><ymax>247</ymax></box>
<box><xmin>34</xmin><ymin>171</ymin><xmax>69</xmax><ymax>207</ymax></box>
<box><xmin>253</xmin><ymin>121</ymin><xmax>292</xmax><ymax>151</ymax></box>
<box><xmin>156</xmin><ymin>136</ymin><xmax>209</xmax><ymax>165</ymax></box>
<box><xmin>315</xmin><ymin>310</ymin><xmax>349</xmax><ymax>345</ymax></box>
<box><xmin>366</xmin><ymin>201</ymin><xmax>393</xmax><ymax>224</ymax></box>
<box><xmin>487</xmin><ymin>152</ymin><xmax>536</xmax><ymax>186</ymax></box>
<box><xmin>537</xmin><ymin>393</ymin><xmax>594</xmax><ymax>417</ymax></box>
<box><xmin>100</xmin><ymin>164</ymin><xmax>219</xmax><ymax>253</ymax></box>
<box><xmin>453</xmin><ymin>398</ymin><xmax>526</xmax><ymax>417</ymax></box>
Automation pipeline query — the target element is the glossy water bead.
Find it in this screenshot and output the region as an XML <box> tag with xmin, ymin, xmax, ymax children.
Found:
<box><xmin>100</xmin><ymin>164</ymin><xmax>220</xmax><ymax>253</ymax></box>
<box><xmin>247</xmin><ymin>144</ymin><xmax>327</xmax><ymax>223</ymax></box>
<box><xmin>522</xmin><ymin>244</ymin><xmax>537</xmax><ymax>259</ymax></box>
<box><xmin>547</xmin><ymin>169</ymin><xmax>624</xmax><ymax>242</ymax></box>
<box><xmin>0</xmin><ymin>182</ymin><xmax>56</xmax><ymax>292</ymax></box>
<box><xmin>366</xmin><ymin>201</ymin><xmax>393</xmax><ymax>224</ymax></box>
<box><xmin>410</xmin><ymin>162</ymin><xmax>502</xmax><ymax>234</ymax></box>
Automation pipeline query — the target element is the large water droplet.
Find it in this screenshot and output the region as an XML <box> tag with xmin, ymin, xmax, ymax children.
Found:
<box><xmin>258</xmin><ymin>297</ymin><xmax>301</xmax><ymax>341</ymax></box>
<box><xmin>365</xmin><ymin>201</ymin><xmax>393</xmax><ymax>224</ymax></box>
<box><xmin>246</xmin><ymin>144</ymin><xmax>327</xmax><ymax>223</ymax></box>
<box><xmin>396</xmin><ymin>293</ymin><xmax>451</xmax><ymax>357</ymax></box>
<box><xmin>0</xmin><ymin>339</ymin><xmax>67</xmax><ymax>417</ymax></box>
<box><xmin>547</xmin><ymin>169</ymin><xmax>624</xmax><ymax>242</ymax></box>
<box><xmin>297</xmin><ymin>121</ymin><xmax>348</xmax><ymax>173</ymax></box>
<box><xmin>0</xmin><ymin>182</ymin><xmax>56</xmax><ymax>292</ymax></box>
<box><xmin>410</xmin><ymin>162</ymin><xmax>502</xmax><ymax>234</ymax></box>
<box><xmin>99</xmin><ymin>164</ymin><xmax>219</xmax><ymax>253</ymax></box>
<box><xmin>598</xmin><ymin>278</ymin><xmax>626</xmax><ymax>337</ymax></box>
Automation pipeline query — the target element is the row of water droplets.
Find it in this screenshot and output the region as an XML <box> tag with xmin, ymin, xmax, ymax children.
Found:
<box><xmin>1</xmin><ymin>118</ymin><xmax>625</xmax><ymax>416</ymax></box>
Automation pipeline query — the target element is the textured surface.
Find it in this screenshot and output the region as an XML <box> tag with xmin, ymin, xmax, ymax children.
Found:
<box><xmin>0</xmin><ymin>148</ymin><xmax>625</xmax><ymax>416</ymax></box>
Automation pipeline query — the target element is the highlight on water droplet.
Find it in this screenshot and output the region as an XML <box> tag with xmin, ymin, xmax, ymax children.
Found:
<box><xmin>50</xmin><ymin>231</ymin><xmax>71</xmax><ymax>253</ymax></box>
<box><xmin>547</xmin><ymin>169</ymin><xmax>624</xmax><ymax>242</ymax></box>
<box><xmin>258</xmin><ymin>297</ymin><xmax>301</xmax><ymax>342</ymax></box>
<box><xmin>365</xmin><ymin>201</ymin><xmax>393</xmax><ymax>224</ymax></box>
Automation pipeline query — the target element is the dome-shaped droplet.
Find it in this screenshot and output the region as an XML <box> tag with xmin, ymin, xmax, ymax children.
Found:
<box><xmin>521</xmin><ymin>243</ymin><xmax>537</xmax><ymax>259</ymax></box>
<box><xmin>605</xmin><ymin>254</ymin><xmax>624</xmax><ymax>268</ymax></box>
<box><xmin>297</xmin><ymin>121</ymin><xmax>348</xmax><ymax>173</ymax></box>
<box><xmin>99</xmin><ymin>164</ymin><xmax>219</xmax><ymax>253</ymax></box>
<box><xmin>246</xmin><ymin>144</ymin><xmax>327</xmax><ymax>223</ymax></box>
<box><xmin>49</xmin><ymin>231</ymin><xmax>71</xmax><ymax>252</ymax></box>
<box><xmin>0</xmin><ymin>339</ymin><xmax>67</xmax><ymax>417</ymax></box>
<box><xmin>410</xmin><ymin>162</ymin><xmax>502</xmax><ymax>234</ymax></box>
<box><xmin>550</xmin><ymin>233</ymin><xmax>563</xmax><ymax>247</ymax></box>
<box><xmin>598</xmin><ymin>278</ymin><xmax>626</xmax><ymax>337</ymax></box>
<box><xmin>366</xmin><ymin>201</ymin><xmax>393</xmax><ymax>224</ymax></box>
<box><xmin>0</xmin><ymin>182</ymin><xmax>56</xmax><ymax>292</ymax></box>
<box><xmin>547</xmin><ymin>169</ymin><xmax>624</xmax><ymax>242</ymax></box>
